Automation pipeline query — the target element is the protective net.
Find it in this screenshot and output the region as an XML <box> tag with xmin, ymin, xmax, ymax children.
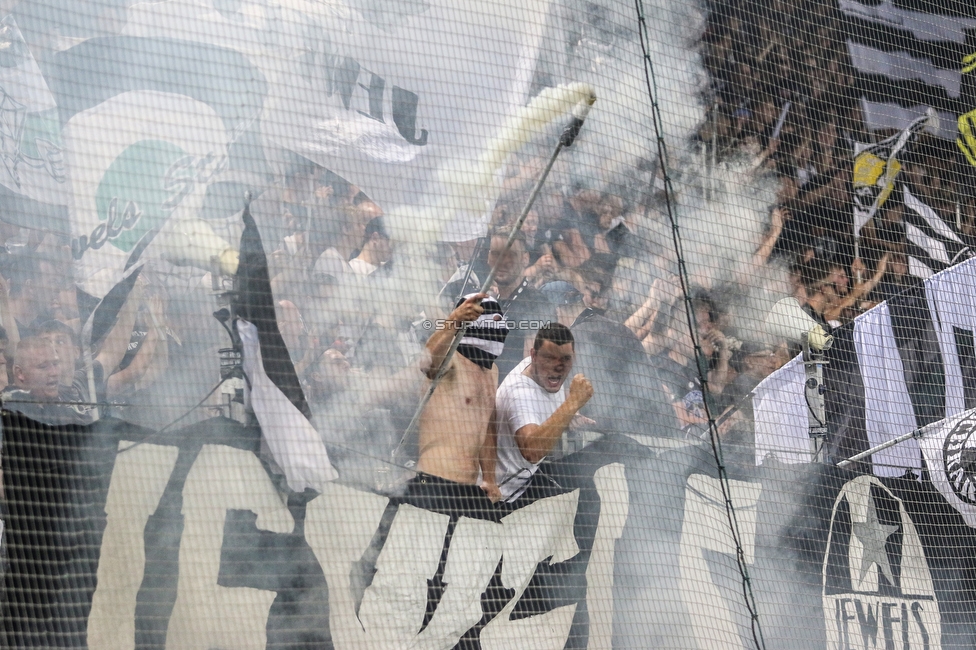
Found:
<box><xmin>0</xmin><ymin>0</ymin><xmax>974</xmax><ymax>648</ymax></box>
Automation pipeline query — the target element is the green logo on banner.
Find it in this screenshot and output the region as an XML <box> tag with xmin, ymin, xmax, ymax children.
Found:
<box><xmin>95</xmin><ymin>139</ymin><xmax>187</xmax><ymax>252</ymax></box>
<box><xmin>80</xmin><ymin>139</ymin><xmax>188</xmax><ymax>257</ymax></box>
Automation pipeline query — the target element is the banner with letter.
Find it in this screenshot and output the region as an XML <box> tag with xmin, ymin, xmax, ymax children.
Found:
<box><xmin>261</xmin><ymin>0</ymin><xmax>553</xmax><ymax>213</ymax></box>
<box><xmin>753</xmin><ymin>257</ymin><xmax>976</xmax><ymax>474</ymax></box>
<box><xmin>6</xmin><ymin>413</ymin><xmax>976</xmax><ymax>648</ymax></box>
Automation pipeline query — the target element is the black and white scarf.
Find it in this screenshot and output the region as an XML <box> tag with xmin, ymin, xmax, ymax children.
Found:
<box><xmin>455</xmin><ymin>295</ymin><xmax>509</xmax><ymax>369</ymax></box>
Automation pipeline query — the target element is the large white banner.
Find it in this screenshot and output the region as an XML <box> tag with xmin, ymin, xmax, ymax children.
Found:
<box><xmin>63</xmin><ymin>91</ymin><xmax>231</xmax><ymax>298</ymax></box>
<box><xmin>0</xmin><ymin>16</ymin><xmax>67</xmax><ymax>206</ymax></box>
<box><xmin>262</xmin><ymin>0</ymin><xmax>552</xmax><ymax>212</ymax></box>
<box><xmin>30</xmin><ymin>0</ymin><xmax>552</xmax><ymax>294</ymax></box>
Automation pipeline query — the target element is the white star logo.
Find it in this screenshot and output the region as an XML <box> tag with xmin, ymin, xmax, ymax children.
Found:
<box><xmin>852</xmin><ymin>494</ymin><xmax>898</xmax><ymax>586</ymax></box>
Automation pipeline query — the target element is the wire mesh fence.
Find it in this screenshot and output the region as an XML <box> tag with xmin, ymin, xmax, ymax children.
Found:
<box><xmin>0</xmin><ymin>0</ymin><xmax>974</xmax><ymax>647</ymax></box>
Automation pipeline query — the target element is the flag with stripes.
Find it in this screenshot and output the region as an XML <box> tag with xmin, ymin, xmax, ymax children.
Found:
<box><xmin>957</xmin><ymin>27</ymin><xmax>976</xmax><ymax>166</ymax></box>
<box><xmin>840</xmin><ymin>0</ymin><xmax>976</xmax><ymax>139</ymax></box>
<box><xmin>754</xmin><ymin>259</ymin><xmax>976</xmax><ymax>475</ymax></box>
<box><xmin>0</xmin><ymin>16</ymin><xmax>69</xmax><ymax>234</ymax></box>
<box><xmin>852</xmin><ymin>112</ymin><xmax>933</xmax><ymax>236</ymax></box>
<box><xmin>903</xmin><ymin>184</ymin><xmax>973</xmax><ymax>278</ymax></box>
<box><xmin>233</xmin><ymin>200</ymin><xmax>337</xmax><ymax>494</ymax></box>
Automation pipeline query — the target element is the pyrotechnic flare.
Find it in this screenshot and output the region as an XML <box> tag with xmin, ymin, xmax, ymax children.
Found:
<box><xmin>394</xmin><ymin>87</ymin><xmax>597</xmax><ymax>461</ymax></box>
<box><xmin>156</xmin><ymin>217</ymin><xmax>240</xmax><ymax>275</ymax></box>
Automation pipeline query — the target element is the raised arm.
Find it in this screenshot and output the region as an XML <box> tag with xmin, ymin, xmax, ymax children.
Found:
<box><xmin>107</xmin><ymin>295</ymin><xmax>169</xmax><ymax>396</ymax></box>
<box><xmin>751</xmin><ymin>206</ymin><xmax>786</xmax><ymax>268</ymax></box>
<box><xmin>823</xmin><ymin>253</ymin><xmax>889</xmax><ymax>322</ymax></box>
<box><xmin>515</xmin><ymin>373</ymin><xmax>593</xmax><ymax>463</ymax></box>
<box><xmin>107</xmin><ymin>322</ymin><xmax>156</xmax><ymax>397</ymax></box>
<box><xmin>625</xmin><ymin>276</ymin><xmax>673</xmax><ymax>339</ymax></box>
<box><xmin>0</xmin><ymin>273</ymin><xmax>19</xmax><ymax>347</ymax></box>
<box><xmin>422</xmin><ymin>293</ymin><xmax>485</xmax><ymax>379</ymax></box>
<box><xmin>95</xmin><ymin>281</ymin><xmax>144</xmax><ymax>376</ymax></box>
<box><xmin>552</xmin><ymin>229</ymin><xmax>591</xmax><ymax>269</ymax></box>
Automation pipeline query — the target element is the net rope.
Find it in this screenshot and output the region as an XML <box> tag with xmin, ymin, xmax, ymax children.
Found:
<box><xmin>634</xmin><ymin>1</ymin><xmax>769</xmax><ymax>648</ymax></box>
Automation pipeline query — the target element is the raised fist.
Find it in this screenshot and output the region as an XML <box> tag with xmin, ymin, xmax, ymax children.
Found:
<box><xmin>568</xmin><ymin>373</ymin><xmax>593</xmax><ymax>407</ymax></box>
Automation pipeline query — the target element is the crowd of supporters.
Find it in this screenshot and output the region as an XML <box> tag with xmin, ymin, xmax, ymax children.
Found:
<box><xmin>2</xmin><ymin>0</ymin><xmax>975</xmax><ymax>468</ymax></box>
<box><xmin>703</xmin><ymin>0</ymin><xmax>976</xmax><ymax>301</ymax></box>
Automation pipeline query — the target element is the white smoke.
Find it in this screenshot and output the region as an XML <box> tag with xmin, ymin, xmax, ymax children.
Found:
<box><xmin>305</xmin><ymin>83</ymin><xmax>598</xmax><ymax>489</ymax></box>
<box><xmin>538</xmin><ymin>0</ymin><xmax>788</xmax><ymax>344</ymax></box>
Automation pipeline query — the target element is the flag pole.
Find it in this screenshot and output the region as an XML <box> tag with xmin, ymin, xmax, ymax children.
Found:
<box><xmin>835</xmin><ymin>426</ymin><xmax>926</xmax><ymax>469</ymax></box>
<box><xmin>392</xmin><ymin>94</ymin><xmax>596</xmax><ymax>463</ymax></box>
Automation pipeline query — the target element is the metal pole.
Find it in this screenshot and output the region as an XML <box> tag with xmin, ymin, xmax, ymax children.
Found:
<box><xmin>710</xmin><ymin>99</ymin><xmax>718</xmax><ymax>200</ymax></box>
<box><xmin>835</xmin><ymin>426</ymin><xmax>924</xmax><ymax>469</ymax></box>
<box><xmin>803</xmin><ymin>335</ymin><xmax>829</xmax><ymax>463</ymax></box>
<box><xmin>393</xmin><ymin>94</ymin><xmax>596</xmax><ymax>461</ymax></box>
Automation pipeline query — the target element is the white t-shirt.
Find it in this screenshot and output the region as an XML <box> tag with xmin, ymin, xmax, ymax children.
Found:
<box><xmin>349</xmin><ymin>258</ymin><xmax>378</xmax><ymax>276</ymax></box>
<box><xmin>494</xmin><ymin>357</ymin><xmax>568</xmax><ymax>502</ymax></box>
<box><xmin>313</xmin><ymin>248</ymin><xmax>353</xmax><ymax>279</ymax></box>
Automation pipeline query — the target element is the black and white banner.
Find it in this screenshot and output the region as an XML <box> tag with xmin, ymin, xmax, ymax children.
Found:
<box><xmin>8</xmin><ymin>412</ymin><xmax>976</xmax><ymax>648</ymax></box>
<box><xmin>918</xmin><ymin>406</ymin><xmax>976</xmax><ymax>528</ymax></box>
<box><xmin>840</xmin><ymin>0</ymin><xmax>976</xmax><ymax>139</ymax></box>
<box><xmin>755</xmin><ymin>257</ymin><xmax>976</xmax><ymax>476</ymax></box>
<box><xmin>903</xmin><ymin>185</ymin><xmax>973</xmax><ymax>279</ymax></box>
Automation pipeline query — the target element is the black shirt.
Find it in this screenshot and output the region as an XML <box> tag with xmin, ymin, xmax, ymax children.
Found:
<box><xmin>495</xmin><ymin>279</ymin><xmax>557</xmax><ymax>382</ymax></box>
<box><xmin>1</xmin><ymin>385</ymin><xmax>96</xmax><ymax>426</ymax></box>
<box><xmin>571</xmin><ymin>308</ymin><xmax>679</xmax><ymax>437</ymax></box>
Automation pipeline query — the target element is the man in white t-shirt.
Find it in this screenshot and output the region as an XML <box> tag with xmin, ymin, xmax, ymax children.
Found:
<box><xmin>349</xmin><ymin>217</ymin><xmax>392</xmax><ymax>276</ymax></box>
<box><xmin>492</xmin><ymin>323</ymin><xmax>593</xmax><ymax>502</ymax></box>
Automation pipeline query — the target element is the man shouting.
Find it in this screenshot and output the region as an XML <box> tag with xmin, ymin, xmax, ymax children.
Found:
<box><xmin>493</xmin><ymin>323</ymin><xmax>593</xmax><ymax>503</ymax></box>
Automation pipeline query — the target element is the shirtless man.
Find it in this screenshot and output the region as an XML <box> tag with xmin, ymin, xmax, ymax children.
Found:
<box><xmin>415</xmin><ymin>292</ymin><xmax>509</xmax><ymax>507</ymax></box>
<box><xmin>373</xmin><ymin>294</ymin><xmax>507</xmax><ymax>648</ymax></box>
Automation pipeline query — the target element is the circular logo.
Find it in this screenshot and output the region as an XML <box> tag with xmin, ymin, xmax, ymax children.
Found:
<box><xmin>942</xmin><ymin>413</ymin><xmax>976</xmax><ymax>504</ymax></box>
<box><xmin>95</xmin><ymin>140</ymin><xmax>188</xmax><ymax>253</ymax></box>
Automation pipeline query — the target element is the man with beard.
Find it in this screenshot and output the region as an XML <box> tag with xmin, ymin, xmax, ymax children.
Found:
<box><xmin>493</xmin><ymin>323</ymin><xmax>593</xmax><ymax>503</ymax></box>
<box><xmin>488</xmin><ymin>226</ymin><xmax>556</xmax><ymax>381</ymax></box>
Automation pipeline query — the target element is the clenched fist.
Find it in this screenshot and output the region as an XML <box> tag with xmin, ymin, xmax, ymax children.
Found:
<box><xmin>568</xmin><ymin>373</ymin><xmax>593</xmax><ymax>408</ymax></box>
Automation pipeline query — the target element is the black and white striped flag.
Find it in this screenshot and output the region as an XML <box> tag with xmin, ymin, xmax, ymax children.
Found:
<box><xmin>840</xmin><ymin>0</ymin><xmax>976</xmax><ymax>139</ymax></box>
<box><xmin>903</xmin><ymin>184</ymin><xmax>973</xmax><ymax>278</ymax></box>
<box><xmin>755</xmin><ymin>258</ymin><xmax>976</xmax><ymax>476</ymax></box>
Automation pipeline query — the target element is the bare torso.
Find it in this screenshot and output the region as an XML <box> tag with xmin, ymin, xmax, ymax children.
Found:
<box><xmin>417</xmin><ymin>355</ymin><xmax>497</xmax><ymax>484</ymax></box>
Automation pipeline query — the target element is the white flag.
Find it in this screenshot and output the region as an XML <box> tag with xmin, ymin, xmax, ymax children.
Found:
<box><xmin>238</xmin><ymin>319</ymin><xmax>338</xmax><ymax>493</ymax></box>
<box><xmin>918</xmin><ymin>407</ymin><xmax>976</xmax><ymax>528</ymax></box>
<box><xmin>753</xmin><ymin>357</ymin><xmax>810</xmax><ymax>465</ymax></box>
<box><xmin>262</xmin><ymin>0</ymin><xmax>553</xmax><ymax>211</ymax></box>
<box><xmin>64</xmin><ymin>90</ymin><xmax>230</xmax><ymax>298</ymax></box>
<box><xmin>0</xmin><ymin>16</ymin><xmax>67</xmax><ymax>205</ymax></box>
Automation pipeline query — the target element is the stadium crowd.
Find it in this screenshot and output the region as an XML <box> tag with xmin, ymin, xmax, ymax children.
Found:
<box><xmin>1</xmin><ymin>0</ymin><xmax>975</xmax><ymax>477</ymax></box>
